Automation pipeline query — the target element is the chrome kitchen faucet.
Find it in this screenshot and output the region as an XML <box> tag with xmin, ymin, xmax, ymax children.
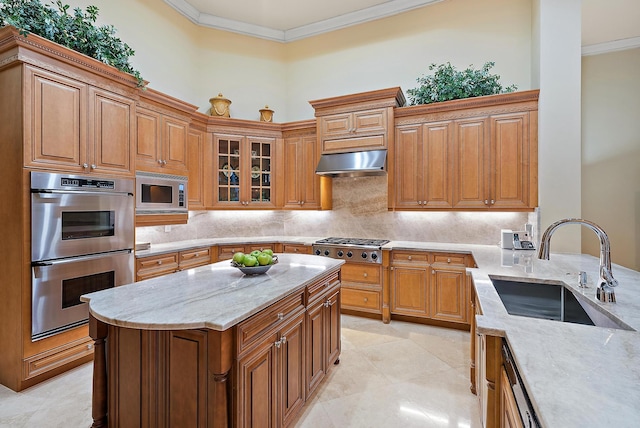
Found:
<box><xmin>538</xmin><ymin>218</ymin><xmax>618</xmax><ymax>303</ymax></box>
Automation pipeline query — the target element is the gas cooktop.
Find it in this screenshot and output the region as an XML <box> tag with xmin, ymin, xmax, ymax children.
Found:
<box><xmin>312</xmin><ymin>237</ymin><xmax>390</xmax><ymax>263</ymax></box>
<box><xmin>314</xmin><ymin>237</ymin><xmax>390</xmax><ymax>247</ymax></box>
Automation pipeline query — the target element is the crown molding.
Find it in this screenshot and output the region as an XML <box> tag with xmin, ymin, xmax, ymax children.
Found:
<box><xmin>582</xmin><ymin>36</ymin><xmax>640</xmax><ymax>56</ymax></box>
<box><xmin>163</xmin><ymin>0</ymin><xmax>444</xmax><ymax>43</ymax></box>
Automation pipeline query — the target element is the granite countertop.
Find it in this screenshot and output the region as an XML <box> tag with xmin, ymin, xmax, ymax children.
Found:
<box><xmin>81</xmin><ymin>253</ymin><xmax>344</xmax><ymax>331</ymax></box>
<box><xmin>131</xmin><ymin>236</ymin><xmax>640</xmax><ymax>426</ymax></box>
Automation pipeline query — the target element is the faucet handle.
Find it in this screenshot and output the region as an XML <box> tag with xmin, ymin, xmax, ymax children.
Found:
<box><xmin>597</xmin><ymin>284</ymin><xmax>616</xmax><ymax>303</ymax></box>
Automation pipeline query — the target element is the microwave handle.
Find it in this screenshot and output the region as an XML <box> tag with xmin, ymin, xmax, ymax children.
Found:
<box><xmin>31</xmin><ymin>189</ymin><xmax>133</xmax><ymax>197</ymax></box>
<box><xmin>32</xmin><ymin>249</ymin><xmax>132</xmax><ymax>267</ymax></box>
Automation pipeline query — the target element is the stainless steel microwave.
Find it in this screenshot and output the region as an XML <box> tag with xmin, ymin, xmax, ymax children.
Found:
<box><xmin>135</xmin><ymin>171</ymin><xmax>187</xmax><ymax>214</ymax></box>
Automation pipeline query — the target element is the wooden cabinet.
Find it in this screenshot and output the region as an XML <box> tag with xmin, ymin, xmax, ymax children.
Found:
<box><xmin>282</xmin><ymin>134</ymin><xmax>324</xmax><ymax>209</ymax></box>
<box><xmin>391</xmin><ymin>90</ymin><xmax>539</xmax><ymax>211</ymax></box>
<box><xmin>235</xmin><ymin>291</ymin><xmax>306</xmax><ymax>428</ymax></box>
<box><xmin>24</xmin><ymin>65</ymin><xmax>135</xmax><ymax>177</ymax></box>
<box><xmin>212</xmin><ymin>133</ymin><xmax>277</xmax><ymax>209</ymax></box>
<box><xmin>310</xmin><ymin>87</ymin><xmax>405</xmax><ymax>155</ymax></box>
<box><xmin>394</xmin><ymin>122</ymin><xmax>454</xmax><ymax>209</ymax></box>
<box><xmin>217</xmin><ymin>243</ymin><xmax>276</xmax><ymax>261</ymax></box>
<box><xmin>282</xmin><ymin>244</ymin><xmax>312</xmax><ymax>255</ymax></box>
<box><xmin>188</xmin><ymin>117</ymin><xmax>209</xmax><ymax>209</ymax></box>
<box><xmin>501</xmin><ymin>367</ymin><xmax>524</xmax><ymax>428</ymax></box>
<box><xmin>391</xmin><ymin>250</ymin><xmax>471</xmax><ymax>325</ymax></box>
<box><xmin>136</xmin><ymin>247</ymin><xmax>212</xmax><ymax>281</ymax></box>
<box><xmin>305</xmin><ymin>274</ymin><xmax>341</xmax><ymax>398</ymax></box>
<box><xmin>340</xmin><ymin>263</ymin><xmax>383</xmax><ymax>315</ymax></box>
<box><xmin>135</xmin><ymin>88</ymin><xmax>197</xmax><ymax>175</ymax></box>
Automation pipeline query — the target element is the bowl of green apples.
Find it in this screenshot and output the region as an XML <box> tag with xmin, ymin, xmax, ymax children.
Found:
<box><xmin>230</xmin><ymin>249</ymin><xmax>278</xmax><ymax>275</ymax></box>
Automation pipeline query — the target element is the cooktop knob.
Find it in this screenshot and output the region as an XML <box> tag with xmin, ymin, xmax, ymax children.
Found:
<box><xmin>346</xmin><ymin>251</ymin><xmax>353</xmax><ymax>258</ymax></box>
<box><xmin>324</xmin><ymin>250</ymin><xmax>330</xmax><ymax>256</ymax></box>
<box><xmin>337</xmin><ymin>250</ymin><xmax>344</xmax><ymax>257</ymax></box>
<box><xmin>361</xmin><ymin>252</ymin><xmax>367</xmax><ymax>259</ymax></box>
<box><xmin>315</xmin><ymin>249</ymin><xmax>321</xmax><ymax>255</ymax></box>
<box><xmin>371</xmin><ymin>253</ymin><xmax>378</xmax><ymax>260</ymax></box>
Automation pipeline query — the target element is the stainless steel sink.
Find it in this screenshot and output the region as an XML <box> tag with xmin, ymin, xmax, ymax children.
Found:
<box><xmin>490</xmin><ymin>277</ymin><xmax>634</xmax><ymax>330</ymax></box>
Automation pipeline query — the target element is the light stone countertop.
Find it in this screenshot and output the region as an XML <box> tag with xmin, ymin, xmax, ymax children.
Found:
<box><xmin>132</xmin><ymin>237</ymin><xmax>640</xmax><ymax>427</ymax></box>
<box><xmin>81</xmin><ymin>253</ymin><xmax>344</xmax><ymax>331</ymax></box>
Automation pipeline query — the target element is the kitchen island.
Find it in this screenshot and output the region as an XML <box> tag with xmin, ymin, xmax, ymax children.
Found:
<box><xmin>81</xmin><ymin>253</ymin><xmax>344</xmax><ymax>428</ymax></box>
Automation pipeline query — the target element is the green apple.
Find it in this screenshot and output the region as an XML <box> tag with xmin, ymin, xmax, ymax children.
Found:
<box><xmin>257</xmin><ymin>252</ymin><xmax>272</xmax><ymax>266</ymax></box>
<box><xmin>250</xmin><ymin>250</ymin><xmax>262</xmax><ymax>258</ymax></box>
<box><xmin>242</xmin><ymin>255</ymin><xmax>258</xmax><ymax>267</ymax></box>
<box><xmin>262</xmin><ymin>249</ymin><xmax>273</xmax><ymax>256</ymax></box>
<box><xmin>232</xmin><ymin>252</ymin><xmax>245</xmax><ymax>263</ymax></box>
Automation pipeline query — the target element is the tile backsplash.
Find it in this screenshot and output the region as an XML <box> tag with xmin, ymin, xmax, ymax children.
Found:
<box><xmin>136</xmin><ymin>175</ymin><xmax>537</xmax><ymax>246</ymax></box>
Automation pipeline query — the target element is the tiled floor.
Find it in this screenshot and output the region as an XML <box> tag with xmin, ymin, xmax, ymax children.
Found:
<box><xmin>0</xmin><ymin>315</ymin><xmax>481</xmax><ymax>427</ymax></box>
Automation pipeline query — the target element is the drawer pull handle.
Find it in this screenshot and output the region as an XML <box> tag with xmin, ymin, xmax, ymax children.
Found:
<box><xmin>363</xmin><ymin>297</ymin><xmax>368</xmax><ymax>303</ymax></box>
<box><xmin>408</xmin><ymin>256</ymin><xmax>412</xmax><ymax>261</ymax></box>
<box><xmin>363</xmin><ymin>273</ymin><xmax>368</xmax><ymax>278</ymax></box>
<box><xmin>87</xmin><ymin>343</ymin><xmax>93</xmax><ymax>350</ymax></box>
<box><xmin>277</xmin><ymin>312</ymin><xmax>284</xmax><ymax>320</ymax></box>
<box><xmin>157</xmin><ymin>260</ymin><xmax>162</xmax><ymax>265</ymax></box>
<box><xmin>447</xmin><ymin>258</ymin><xmax>451</xmax><ymax>263</ymax></box>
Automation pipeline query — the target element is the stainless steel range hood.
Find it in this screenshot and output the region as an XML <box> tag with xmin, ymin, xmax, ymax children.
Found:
<box><xmin>315</xmin><ymin>150</ymin><xmax>387</xmax><ymax>177</ymax></box>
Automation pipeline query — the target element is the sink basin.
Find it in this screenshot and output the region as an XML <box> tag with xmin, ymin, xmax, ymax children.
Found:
<box><xmin>490</xmin><ymin>277</ymin><xmax>633</xmax><ymax>330</ymax></box>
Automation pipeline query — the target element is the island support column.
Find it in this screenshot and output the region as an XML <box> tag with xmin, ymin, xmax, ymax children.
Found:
<box><xmin>208</xmin><ymin>328</ymin><xmax>233</xmax><ymax>427</ymax></box>
<box><xmin>89</xmin><ymin>314</ymin><xmax>108</xmax><ymax>427</ymax></box>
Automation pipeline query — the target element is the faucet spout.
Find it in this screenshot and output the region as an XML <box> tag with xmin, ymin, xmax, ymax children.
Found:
<box><xmin>537</xmin><ymin>218</ymin><xmax>618</xmax><ymax>303</ymax></box>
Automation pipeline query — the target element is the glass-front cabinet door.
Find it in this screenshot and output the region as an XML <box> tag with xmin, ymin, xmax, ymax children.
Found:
<box><xmin>213</xmin><ymin>134</ymin><xmax>276</xmax><ymax>208</ymax></box>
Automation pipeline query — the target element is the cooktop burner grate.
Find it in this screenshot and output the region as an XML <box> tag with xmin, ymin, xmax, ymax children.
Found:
<box><xmin>314</xmin><ymin>237</ymin><xmax>390</xmax><ymax>247</ymax></box>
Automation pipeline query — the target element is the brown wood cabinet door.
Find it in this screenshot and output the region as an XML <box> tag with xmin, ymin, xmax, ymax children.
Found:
<box><xmin>135</xmin><ymin>108</ymin><xmax>162</xmax><ymax>171</ymax></box>
<box><xmin>161</xmin><ymin>116</ymin><xmax>189</xmax><ymax>174</ymax></box>
<box><xmin>500</xmin><ymin>368</ymin><xmax>524</xmax><ymax>428</ymax></box>
<box><xmin>422</xmin><ymin>122</ymin><xmax>453</xmax><ymax>208</ymax></box>
<box><xmin>188</xmin><ymin>128</ymin><xmax>205</xmax><ymax>209</ymax></box>
<box><xmin>283</xmin><ymin>136</ymin><xmax>303</xmax><ymax>208</ymax></box>
<box><xmin>453</xmin><ymin>118</ymin><xmax>490</xmax><ymax>209</ymax></box>
<box><xmin>238</xmin><ymin>338</ymin><xmax>277</xmax><ymax>428</ymax></box>
<box><xmin>394</xmin><ymin>125</ymin><xmax>422</xmax><ymax>209</ymax></box>
<box><xmin>279</xmin><ymin>312</ymin><xmax>306</xmax><ymax>427</ymax></box>
<box><xmin>391</xmin><ymin>266</ymin><xmax>429</xmax><ymax>317</ymax></box>
<box><xmin>490</xmin><ymin>113</ymin><xmax>530</xmax><ymax>209</ymax></box>
<box><xmin>430</xmin><ymin>267</ymin><xmax>468</xmax><ymax>324</ymax></box>
<box><xmin>324</xmin><ymin>288</ymin><xmax>341</xmax><ymax>367</ymax></box>
<box><xmin>89</xmin><ymin>87</ymin><xmax>135</xmax><ymax>176</ymax></box>
<box><xmin>168</xmin><ymin>330</ymin><xmax>208</xmax><ymax>428</ymax></box>
<box><xmin>305</xmin><ymin>299</ymin><xmax>325</xmax><ymax>397</ymax></box>
<box><xmin>24</xmin><ymin>66</ymin><xmax>87</xmax><ymax>171</ymax></box>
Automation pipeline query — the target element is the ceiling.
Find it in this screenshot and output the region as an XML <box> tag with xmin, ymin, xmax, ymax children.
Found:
<box><xmin>164</xmin><ymin>0</ymin><xmax>640</xmax><ymax>52</ymax></box>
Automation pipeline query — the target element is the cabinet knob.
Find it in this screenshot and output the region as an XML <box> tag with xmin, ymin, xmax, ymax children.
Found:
<box><xmin>423</xmin><ymin>201</ymin><xmax>427</xmax><ymax>205</ymax></box>
<box><xmin>300</xmin><ymin>201</ymin><xmax>305</xmax><ymax>206</ymax></box>
<box><xmin>447</xmin><ymin>258</ymin><xmax>451</xmax><ymax>263</ymax></box>
<box><xmin>275</xmin><ymin>339</ymin><xmax>282</xmax><ymax>348</ymax></box>
<box><xmin>432</xmin><ymin>270</ymin><xmax>436</xmax><ymax>275</ymax></box>
<box><xmin>162</xmin><ymin>160</ymin><xmax>167</xmax><ymax>165</ymax></box>
<box><xmin>157</xmin><ymin>260</ymin><xmax>162</xmax><ymax>265</ymax></box>
<box><xmin>277</xmin><ymin>312</ymin><xmax>284</xmax><ymax>320</ymax></box>
<box><xmin>90</xmin><ymin>164</ymin><xmax>96</xmax><ymax>170</ymax></box>
<box><xmin>484</xmin><ymin>199</ymin><xmax>489</xmax><ymax>205</ymax></box>
<box><xmin>490</xmin><ymin>199</ymin><xmax>495</xmax><ymax>205</ymax></box>
<box><xmin>324</xmin><ymin>301</ymin><xmax>330</xmax><ymax>308</ymax></box>
<box><xmin>363</xmin><ymin>297</ymin><xmax>368</xmax><ymax>303</ymax></box>
<box><xmin>87</xmin><ymin>343</ymin><xmax>93</xmax><ymax>350</ymax></box>
<box><xmin>408</xmin><ymin>255</ymin><xmax>412</xmax><ymax>261</ymax></box>
<box><xmin>363</xmin><ymin>272</ymin><xmax>368</xmax><ymax>278</ymax></box>
<box><xmin>82</xmin><ymin>163</ymin><xmax>88</xmax><ymax>169</ymax></box>
<box><xmin>158</xmin><ymin>159</ymin><xmax>163</xmax><ymax>165</ymax></box>
<box><xmin>417</xmin><ymin>201</ymin><xmax>422</xmax><ymax>205</ymax></box>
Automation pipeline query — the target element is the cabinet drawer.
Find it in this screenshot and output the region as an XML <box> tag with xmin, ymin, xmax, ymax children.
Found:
<box><xmin>341</xmin><ymin>263</ymin><xmax>381</xmax><ymax>285</ymax></box>
<box><xmin>283</xmin><ymin>244</ymin><xmax>312</xmax><ymax>255</ymax></box>
<box><xmin>341</xmin><ymin>287</ymin><xmax>381</xmax><ymax>313</ymax></box>
<box><xmin>218</xmin><ymin>245</ymin><xmax>246</xmax><ymax>260</ymax></box>
<box><xmin>432</xmin><ymin>253</ymin><xmax>468</xmax><ymax>267</ymax></box>
<box><xmin>179</xmin><ymin>247</ymin><xmax>211</xmax><ymax>270</ymax></box>
<box><xmin>23</xmin><ymin>337</ymin><xmax>94</xmax><ymax>380</ymax></box>
<box><xmin>392</xmin><ymin>251</ymin><xmax>429</xmax><ymax>264</ymax></box>
<box><xmin>236</xmin><ymin>291</ymin><xmax>305</xmax><ymax>357</ymax></box>
<box><xmin>306</xmin><ymin>271</ymin><xmax>340</xmax><ymax>304</ymax></box>
<box><xmin>136</xmin><ymin>253</ymin><xmax>179</xmax><ymax>281</ymax></box>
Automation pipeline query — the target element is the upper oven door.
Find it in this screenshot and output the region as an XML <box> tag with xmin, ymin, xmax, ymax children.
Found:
<box><xmin>32</xmin><ymin>186</ymin><xmax>134</xmax><ymax>262</ymax></box>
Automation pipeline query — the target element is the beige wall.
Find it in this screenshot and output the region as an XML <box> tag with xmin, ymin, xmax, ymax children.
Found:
<box><xmin>581</xmin><ymin>48</ymin><xmax>640</xmax><ymax>270</ymax></box>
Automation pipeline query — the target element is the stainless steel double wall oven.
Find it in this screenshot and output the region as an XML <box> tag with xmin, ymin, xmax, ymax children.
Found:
<box><xmin>30</xmin><ymin>172</ymin><xmax>135</xmax><ymax>340</ymax></box>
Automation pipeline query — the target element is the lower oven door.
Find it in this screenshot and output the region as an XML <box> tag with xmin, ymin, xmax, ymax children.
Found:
<box><xmin>31</xmin><ymin>250</ymin><xmax>134</xmax><ymax>340</ymax></box>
